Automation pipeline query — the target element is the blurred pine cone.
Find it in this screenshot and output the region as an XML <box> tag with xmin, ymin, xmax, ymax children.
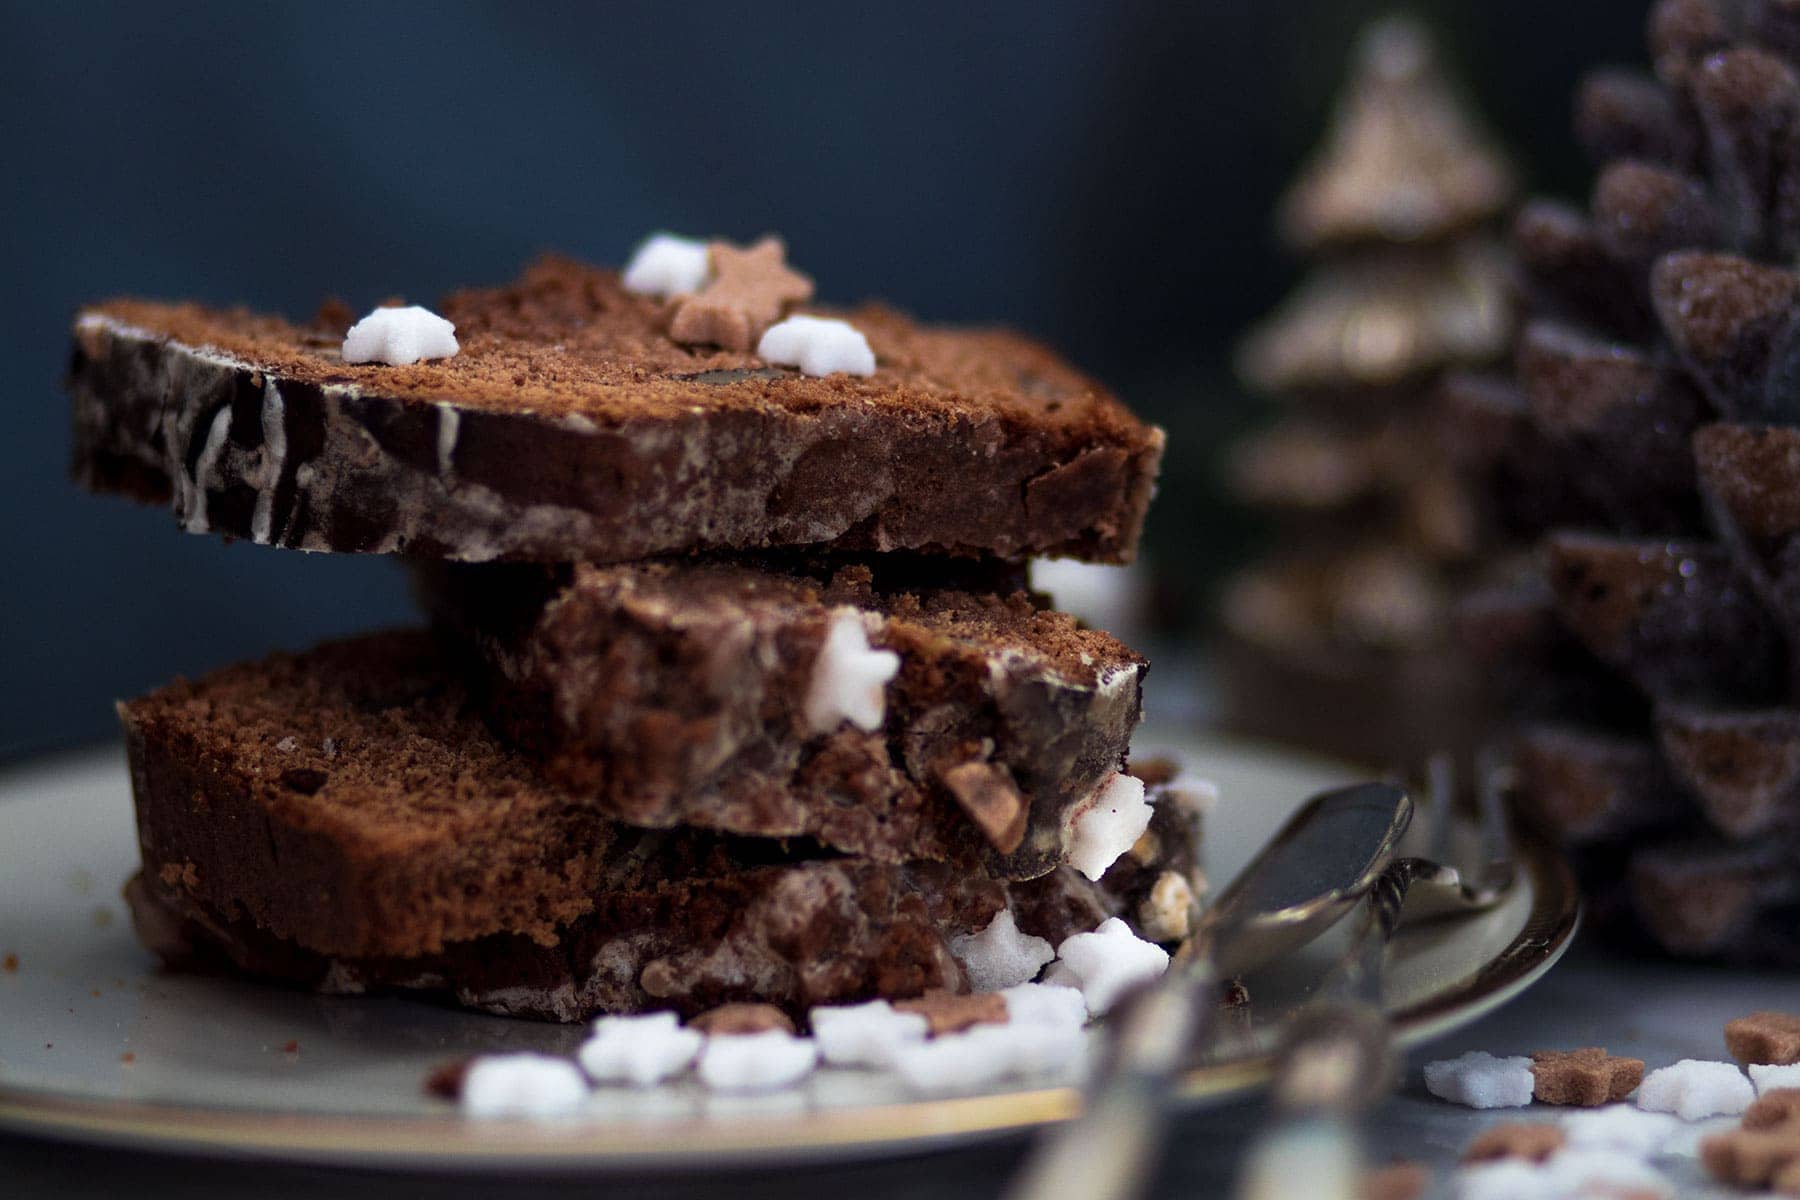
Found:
<box><xmin>1458</xmin><ymin>0</ymin><xmax>1800</xmax><ymax>964</ymax></box>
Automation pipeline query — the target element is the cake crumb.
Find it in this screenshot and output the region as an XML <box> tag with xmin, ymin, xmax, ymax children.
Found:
<box><xmin>690</xmin><ymin>1003</ymin><xmax>795</xmax><ymax>1037</ymax></box>
<box><xmin>895</xmin><ymin>989</ymin><xmax>1009</xmax><ymax>1036</ymax></box>
<box><xmin>1728</xmin><ymin>1012</ymin><xmax>1800</xmax><ymax>1066</ymax></box>
<box><xmin>3</xmin><ymin>953</ymin><xmax>17</xmax><ymax>972</ymax></box>
<box><xmin>423</xmin><ymin>1058</ymin><xmax>471</xmax><ymax>1100</ymax></box>
<box><xmin>1462</xmin><ymin>1122</ymin><xmax>1566</xmax><ymax>1163</ymax></box>
<box><xmin>120</xmin><ymin>1052</ymin><xmax>136</xmax><ymax>1064</ymax></box>
<box><xmin>1532</xmin><ymin>1047</ymin><xmax>1645</xmax><ymax>1105</ymax></box>
<box><xmin>281</xmin><ymin>1040</ymin><xmax>300</xmax><ymax>1054</ymax></box>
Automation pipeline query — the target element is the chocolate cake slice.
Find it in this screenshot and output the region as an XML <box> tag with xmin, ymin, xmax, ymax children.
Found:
<box><xmin>121</xmin><ymin>631</ymin><xmax>1200</xmax><ymax>1021</ymax></box>
<box><xmin>416</xmin><ymin>556</ymin><xmax>1144</xmax><ymax>879</ymax></box>
<box><xmin>69</xmin><ymin>257</ymin><xmax>1162</xmax><ymax>564</ymax></box>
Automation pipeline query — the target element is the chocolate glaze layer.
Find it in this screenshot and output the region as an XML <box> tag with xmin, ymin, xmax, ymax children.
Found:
<box><xmin>68</xmin><ymin>258</ymin><xmax>1164</xmax><ymax>565</ymax></box>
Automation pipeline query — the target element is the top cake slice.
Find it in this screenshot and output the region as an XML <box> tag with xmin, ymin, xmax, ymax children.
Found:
<box><xmin>69</xmin><ymin>256</ymin><xmax>1163</xmax><ymax>564</ymax></box>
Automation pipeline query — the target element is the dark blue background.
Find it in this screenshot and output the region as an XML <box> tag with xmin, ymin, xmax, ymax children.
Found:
<box><xmin>1</xmin><ymin>1</ymin><xmax>1641</xmax><ymax>757</ymax></box>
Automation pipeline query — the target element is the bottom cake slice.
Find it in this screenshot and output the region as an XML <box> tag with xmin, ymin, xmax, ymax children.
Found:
<box><xmin>121</xmin><ymin>632</ymin><xmax>1203</xmax><ymax>1021</ymax></box>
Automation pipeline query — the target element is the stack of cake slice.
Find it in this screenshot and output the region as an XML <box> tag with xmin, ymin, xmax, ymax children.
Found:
<box><xmin>71</xmin><ymin>245</ymin><xmax>1193</xmax><ymax>1021</ymax></box>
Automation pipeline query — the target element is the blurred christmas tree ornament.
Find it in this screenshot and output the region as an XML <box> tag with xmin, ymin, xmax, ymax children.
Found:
<box><xmin>1220</xmin><ymin>14</ymin><xmax>1515</xmax><ymax>773</ymax></box>
<box><xmin>1452</xmin><ymin>0</ymin><xmax>1800</xmax><ymax>966</ymax></box>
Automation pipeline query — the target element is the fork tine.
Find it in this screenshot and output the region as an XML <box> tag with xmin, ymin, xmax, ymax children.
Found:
<box><xmin>1425</xmin><ymin>752</ymin><xmax>1455</xmax><ymax>865</ymax></box>
<box><xmin>1474</xmin><ymin>744</ymin><xmax>1515</xmax><ymax>869</ymax></box>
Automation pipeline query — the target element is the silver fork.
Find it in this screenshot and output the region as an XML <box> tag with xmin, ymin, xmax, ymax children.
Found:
<box><xmin>1234</xmin><ymin>752</ymin><xmax>1521</xmax><ymax>1200</ymax></box>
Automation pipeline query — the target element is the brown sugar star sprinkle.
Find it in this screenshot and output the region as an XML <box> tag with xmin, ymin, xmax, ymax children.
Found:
<box><xmin>689</xmin><ymin>1002</ymin><xmax>796</xmax><ymax>1036</ymax></box>
<box><xmin>1728</xmin><ymin>1012</ymin><xmax>1800</xmax><ymax>1066</ymax></box>
<box><xmin>1360</xmin><ymin>1160</ymin><xmax>1429</xmax><ymax>1200</ymax></box>
<box><xmin>1461</xmin><ymin>1122</ymin><xmax>1566</xmax><ymax>1164</ymax></box>
<box><xmin>1530</xmin><ymin>1047</ymin><xmax>1645</xmax><ymax>1105</ymax></box>
<box><xmin>1747</xmin><ymin>1090</ymin><xmax>1800</xmax><ymax>1132</ymax></box>
<box><xmin>668</xmin><ymin>237</ymin><xmax>814</xmax><ymax>352</ymax></box>
<box><xmin>1701</xmin><ymin>1126</ymin><xmax>1800</xmax><ymax>1192</ymax></box>
<box><xmin>895</xmin><ymin>989</ymin><xmax>1009</xmax><ymax>1036</ymax></box>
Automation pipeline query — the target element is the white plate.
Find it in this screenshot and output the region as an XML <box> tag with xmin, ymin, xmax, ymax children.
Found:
<box><xmin>0</xmin><ymin>733</ymin><xmax>1577</xmax><ymax>1170</ymax></box>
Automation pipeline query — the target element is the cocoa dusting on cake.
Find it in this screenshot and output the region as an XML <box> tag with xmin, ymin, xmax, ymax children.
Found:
<box><xmin>68</xmin><ymin>257</ymin><xmax>1162</xmax><ymax>564</ymax></box>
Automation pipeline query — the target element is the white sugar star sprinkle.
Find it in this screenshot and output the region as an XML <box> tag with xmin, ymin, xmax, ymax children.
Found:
<box><xmin>758</xmin><ymin>314</ymin><xmax>876</xmax><ymax>377</ymax></box>
<box><xmin>1422</xmin><ymin>1051</ymin><xmax>1535</xmax><ymax>1109</ymax></box>
<box><xmin>1750</xmin><ymin>1062</ymin><xmax>1800</xmax><ymax>1095</ymax></box>
<box><xmin>999</xmin><ymin>982</ymin><xmax>1089</xmax><ymax>1031</ymax></box>
<box><xmin>459</xmin><ymin>1053</ymin><xmax>588</xmax><ymax>1118</ymax></box>
<box><xmin>1635</xmin><ymin>1059</ymin><xmax>1754</xmax><ymax>1121</ymax></box>
<box><xmin>577</xmin><ymin>1011</ymin><xmax>702</xmax><ymax>1087</ymax></box>
<box><xmin>341</xmin><ymin>305</ymin><xmax>458</xmax><ymax>366</ymax></box>
<box><xmin>950</xmin><ymin>909</ymin><xmax>1056</xmax><ymax>993</ymax></box>
<box><xmin>1049</xmin><ymin>917</ymin><xmax>1170</xmax><ymax>1016</ymax></box>
<box><xmin>1559</xmin><ymin>1105</ymin><xmax>1678</xmax><ymax>1156</ymax></box>
<box><xmin>803</xmin><ymin>610</ymin><xmax>899</xmax><ymax>733</ymax></box>
<box><xmin>808</xmin><ymin>1000</ymin><xmax>929</xmax><ymax>1068</ymax></box>
<box><xmin>1065</xmin><ymin>773</ymin><xmax>1154</xmax><ymax>881</ymax></box>
<box><xmin>621</xmin><ymin>233</ymin><xmax>711</xmax><ymax>299</ymax></box>
<box><xmin>890</xmin><ymin>1021</ymin><xmax>1085</xmax><ymax>1094</ymax></box>
<box><xmin>696</xmin><ymin>1030</ymin><xmax>819</xmax><ymax>1093</ymax></box>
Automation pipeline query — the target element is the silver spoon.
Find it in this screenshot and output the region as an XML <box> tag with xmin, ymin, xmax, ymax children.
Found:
<box><xmin>1004</xmin><ymin>781</ymin><xmax>1413</xmax><ymax>1200</ymax></box>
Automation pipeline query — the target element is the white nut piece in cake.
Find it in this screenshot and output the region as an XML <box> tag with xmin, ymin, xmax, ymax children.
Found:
<box><xmin>577</xmin><ymin>1011</ymin><xmax>702</xmax><ymax>1087</ymax></box>
<box><xmin>757</xmin><ymin>314</ymin><xmax>876</xmax><ymax>377</ymax></box>
<box><xmin>1064</xmin><ymin>773</ymin><xmax>1154</xmax><ymax>882</ymax></box>
<box><xmin>1422</xmin><ymin>1050</ymin><xmax>1535</xmax><ymax>1109</ymax></box>
<box><xmin>1634</xmin><ymin>1059</ymin><xmax>1754</xmax><ymax>1121</ymax></box>
<box><xmin>1137</xmin><ymin>870</ymin><xmax>1197</xmax><ymax>942</ymax></box>
<box><xmin>341</xmin><ymin>305</ymin><xmax>458</xmax><ymax>366</ymax></box>
<box><xmin>1048</xmin><ymin>916</ymin><xmax>1170</xmax><ymax>1016</ymax></box>
<box><xmin>621</xmin><ymin>233</ymin><xmax>711</xmax><ymax>299</ymax></box>
<box><xmin>803</xmin><ymin>609</ymin><xmax>899</xmax><ymax>733</ymax></box>
<box><xmin>696</xmin><ymin>1030</ymin><xmax>819</xmax><ymax>1093</ymax></box>
<box><xmin>459</xmin><ymin>1053</ymin><xmax>589</xmax><ymax>1118</ymax></box>
<box><xmin>808</xmin><ymin>1000</ymin><xmax>930</xmax><ymax>1069</ymax></box>
<box><xmin>950</xmin><ymin>909</ymin><xmax>1055</xmax><ymax>993</ymax></box>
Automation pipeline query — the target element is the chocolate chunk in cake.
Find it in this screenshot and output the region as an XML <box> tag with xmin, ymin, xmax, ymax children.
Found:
<box><xmin>416</xmin><ymin>556</ymin><xmax>1146</xmax><ymax>879</ymax></box>
<box><xmin>69</xmin><ymin>257</ymin><xmax>1162</xmax><ymax>564</ymax></box>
